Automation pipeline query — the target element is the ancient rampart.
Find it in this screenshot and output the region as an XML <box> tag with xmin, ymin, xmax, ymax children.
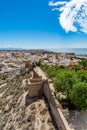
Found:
<box><xmin>28</xmin><ymin>67</ymin><xmax>72</xmax><ymax>130</ymax></box>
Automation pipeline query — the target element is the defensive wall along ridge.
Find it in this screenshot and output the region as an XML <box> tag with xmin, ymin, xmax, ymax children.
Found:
<box><xmin>28</xmin><ymin>66</ymin><xmax>73</xmax><ymax>130</ymax></box>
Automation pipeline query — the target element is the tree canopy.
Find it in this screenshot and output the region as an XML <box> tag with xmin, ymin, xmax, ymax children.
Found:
<box><xmin>40</xmin><ymin>64</ymin><xmax>87</xmax><ymax>109</ymax></box>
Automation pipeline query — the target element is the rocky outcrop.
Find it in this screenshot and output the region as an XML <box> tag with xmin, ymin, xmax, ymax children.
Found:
<box><xmin>0</xmin><ymin>72</ymin><xmax>56</xmax><ymax>130</ymax></box>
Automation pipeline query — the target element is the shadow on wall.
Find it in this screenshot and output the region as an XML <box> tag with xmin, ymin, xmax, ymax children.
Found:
<box><xmin>25</xmin><ymin>92</ymin><xmax>38</xmax><ymax>106</ymax></box>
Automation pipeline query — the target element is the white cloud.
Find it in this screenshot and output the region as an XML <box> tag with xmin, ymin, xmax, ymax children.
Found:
<box><xmin>48</xmin><ymin>1</ymin><xmax>67</xmax><ymax>6</ymax></box>
<box><xmin>49</xmin><ymin>0</ymin><xmax>87</xmax><ymax>34</ymax></box>
<box><xmin>52</xmin><ymin>8</ymin><xmax>59</xmax><ymax>11</ymax></box>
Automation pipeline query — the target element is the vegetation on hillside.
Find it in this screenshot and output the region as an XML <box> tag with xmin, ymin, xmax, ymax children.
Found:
<box><xmin>40</xmin><ymin>62</ymin><xmax>87</xmax><ymax>110</ymax></box>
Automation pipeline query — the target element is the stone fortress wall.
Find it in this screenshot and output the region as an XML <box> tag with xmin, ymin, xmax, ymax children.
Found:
<box><xmin>28</xmin><ymin>67</ymin><xmax>72</xmax><ymax>130</ymax></box>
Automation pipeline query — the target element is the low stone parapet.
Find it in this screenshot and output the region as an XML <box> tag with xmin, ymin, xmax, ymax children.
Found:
<box><xmin>30</xmin><ymin>77</ymin><xmax>42</xmax><ymax>83</ymax></box>
<box><xmin>33</xmin><ymin>67</ymin><xmax>72</xmax><ymax>130</ymax></box>
<box><xmin>44</xmin><ymin>83</ymin><xmax>71</xmax><ymax>130</ymax></box>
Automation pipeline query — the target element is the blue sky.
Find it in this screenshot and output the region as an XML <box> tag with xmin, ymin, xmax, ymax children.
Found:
<box><xmin>0</xmin><ymin>0</ymin><xmax>87</xmax><ymax>49</ymax></box>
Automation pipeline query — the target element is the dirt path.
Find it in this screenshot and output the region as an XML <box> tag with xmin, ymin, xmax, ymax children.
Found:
<box><xmin>67</xmin><ymin>110</ymin><xmax>87</xmax><ymax>130</ymax></box>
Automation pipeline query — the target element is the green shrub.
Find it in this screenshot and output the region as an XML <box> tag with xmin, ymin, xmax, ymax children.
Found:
<box><xmin>70</xmin><ymin>82</ymin><xmax>87</xmax><ymax>109</ymax></box>
<box><xmin>54</xmin><ymin>71</ymin><xmax>76</xmax><ymax>99</ymax></box>
<box><xmin>58</xmin><ymin>65</ymin><xmax>65</xmax><ymax>69</ymax></box>
<box><xmin>75</xmin><ymin>70</ymin><xmax>87</xmax><ymax>82</ymax></box>
<box><xmin>40</xmin><ymin>65</ymin><xmax>87</xmax><ymax>109</ymax></box>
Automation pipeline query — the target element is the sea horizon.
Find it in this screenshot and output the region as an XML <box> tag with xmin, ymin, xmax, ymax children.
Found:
<box><xmin>47</xmin><ymin>48</ymin><xmax>87</xmax><ymax>55</ymax></box>
<box><xmin>0</xmin><ymin>47</ymin><xmax>87</xmax><ymax>55</ymax></box>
